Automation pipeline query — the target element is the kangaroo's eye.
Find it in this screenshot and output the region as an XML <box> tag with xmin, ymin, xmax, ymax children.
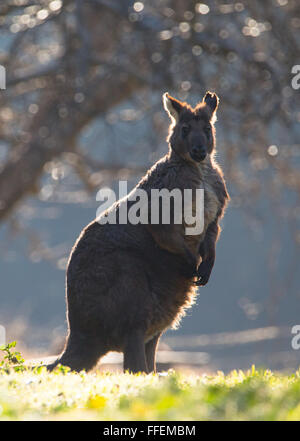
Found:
<box><xmin>181</xmin><ymin>125</ymin><xmax>190</xmax><ymax>137</ymax></box>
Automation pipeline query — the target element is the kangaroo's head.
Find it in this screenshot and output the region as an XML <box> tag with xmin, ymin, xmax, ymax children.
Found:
<box><xmin>163</xmin><ymin>91</ymin><xmax>219</xmax><ymax>164</ymax></box>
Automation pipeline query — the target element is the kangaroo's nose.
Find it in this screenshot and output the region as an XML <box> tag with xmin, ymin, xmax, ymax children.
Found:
<box><xmin>192</xmin><ymin>145</ymin><xmax>206</xmax><ymax>155</ymax></box>
<box><xmin>191</xmin><ymin>145</ymin><xmax>207</xmax><ymax>162</ymax></box>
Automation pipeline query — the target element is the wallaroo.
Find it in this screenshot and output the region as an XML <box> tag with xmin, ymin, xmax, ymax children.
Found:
<box><xmin>47</xmin><ymin>91</ymin><xmax>229</xmax><ymax>374</ymax></box>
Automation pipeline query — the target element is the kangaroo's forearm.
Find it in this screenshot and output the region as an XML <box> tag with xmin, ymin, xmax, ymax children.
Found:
<box><xmin>199</xmin><ymin>221</ymin><xmax>220</xmax><ymax>262</ymax></box>
<box><xmin>195</xmin><ymin>220</ymin><xmax>220</xmax><ymax>286</ymax></box>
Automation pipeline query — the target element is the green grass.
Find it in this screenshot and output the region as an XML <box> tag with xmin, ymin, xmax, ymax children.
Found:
<box><xmin>1</xmin><ymin>364</ymin><xmax>300</xmax><ymax>420</ymax></box>
<box><xmin>1</xmin><ymin>342</ymin><xmax>300</xmax><ymax>421</ymax></box>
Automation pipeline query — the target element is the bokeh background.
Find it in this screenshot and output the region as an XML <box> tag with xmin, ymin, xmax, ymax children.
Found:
<box><xmin>0</xmin><ymin>0</ymin><xmax>299</xmax><ymax>373</ymax></box>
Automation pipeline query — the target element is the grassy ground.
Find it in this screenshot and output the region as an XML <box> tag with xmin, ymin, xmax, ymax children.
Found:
<box><xmin>1</xmin><ymin>363</ymin><xmax>300</xmax><ymax>420</ymax></box>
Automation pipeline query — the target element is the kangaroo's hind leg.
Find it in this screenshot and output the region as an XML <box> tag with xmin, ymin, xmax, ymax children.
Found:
<box><xmin>123</xmin><ymin>330</ymin><xmax>148</xmax><ymax>374</ymax></box>
<box><xmin>47</xmin><ymin>331</ymin><xmax>107</xmax><ymax>373</ymax></box>
<box><xmin>145</xmin><ymin>332</ymin><xmax>162</xmax><ymax>373</ymax></box>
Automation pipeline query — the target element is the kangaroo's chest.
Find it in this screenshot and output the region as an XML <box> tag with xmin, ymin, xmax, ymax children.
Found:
<box><xmin>182</xmin><ymin>170</ymin><xmax>220</xmax><ymax>255</ymax></box>
<box><xmin>203</xmin><ymin>180</ymin><xmax>220</xmax><ymax>229</ymax></box>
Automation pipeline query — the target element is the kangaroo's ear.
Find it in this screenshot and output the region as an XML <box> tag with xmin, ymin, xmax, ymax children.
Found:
<box><xmin>163</xmin><ymin>93</ymin><xmax>183</xmax><ymax>123</ymax></box>
<box><xmin>203</xmin><ymin>91</ymin><xmax>219</xmax><ymax>123</ymax></box>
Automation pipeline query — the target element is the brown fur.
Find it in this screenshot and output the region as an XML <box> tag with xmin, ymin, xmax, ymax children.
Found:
<box><xmin>47</xmin><ymin>92</ymin><xmax>229</xmax><ymax>373</ymax></box>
